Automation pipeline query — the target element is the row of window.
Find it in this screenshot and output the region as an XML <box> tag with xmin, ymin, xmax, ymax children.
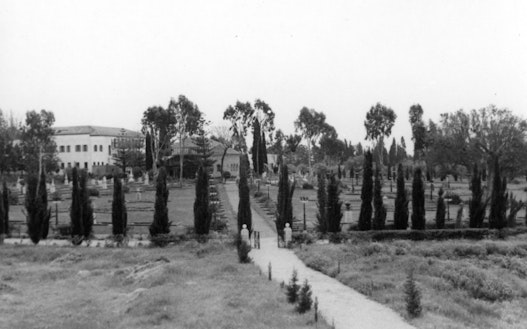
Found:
<box><xmin>59</xmin><ymin>145</ymin><xmax>111</xmax><ymax>155</ymax></box>
<box><xmin>60</xmin><ymin>161</ymin><xmax>106</xmax><ymax>169</ymax></box>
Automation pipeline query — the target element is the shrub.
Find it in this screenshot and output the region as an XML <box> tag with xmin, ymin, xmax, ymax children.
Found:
<box><xmin>122</xmin><ymin>185</ymin><xmax>130</xmax><ymax>194</ymax></box>
<box><xmin>292</xmin><ymin>231</ymin><xmax>316</xmax><ymax>244</ymax></box>
<box><xmin>296</xmin><ymin>279</ymin><xmax>313</xmax><ymax>314</ymax></box>
<box><xmin>489</xmin><ymin>158</ymin><xmax>507</xmax><ymax>229</ymax></box>
<box><xmin>88</xmin><ymin>188</ymin><xmax>100</xmax><ymax>197</ymax></box>
<box><xmin>222</xmin><ymin>171</ymin><xmax>231</xmax><ymax>179</ymax></box>
<box><xmin>316</xmin><ymin>171</ymin><xmax>328</xmax><ymax>233</ymax></box>
<box><xmin>469</xmin><ymin>164</ymin><xmax>487</xmax><ymax>228</ymax></box>
<box><xmin>237</xmin><ymin>240</ymin><xmax>251</xmax><ymax>263</ymax></box>
<box><xmin>372</xmin><ymin>168</ymin><xmax>386</xmax><ymax>230</ymax></box>
<box><xmin>436</xmin><ymin>188</ymin><xmax>446</xmax><ymax>229</ymax></box>
<box><xmin>444</xmin><ymin>192</ymin><xmax>462</xmax><ymax>205</ymax></box>
<box><xmin>302</xmin><ymin>182</ymin><xmax>314</xmax><ymax>190</ymax></box>
<box><xmin>404</xmin><ymin>269</ymin><xmax>422</xmax><ymax>318</ymax></box>
<box><xmin>411</xmin><ymin>168</ymin><xmax>426</xmax><ymax>230</ymax></box>
<box><xmin>276</xmin><ymin>163</ymin><xmax>295</xmax><ymax>237</ymax></box>
<box><xmin>327</xmin><ymin>174</ymin><xmax>342</xmax><ymax>233</ymax></box>
<box><xmin>394</xmin><ymin>164</ymin><xmax>409</xmax><ymax>230</ymax></box>
<box><xmin>8</xmin><ymin>192</ymin><xmax>18</xmax><ymax>205</ymax></box>
<box><xmin>51</xmin><ymin>191</ymin><xmax>62</xmax><ymax>201</ymax></box>
<box><xmin>286</xmin><ymin>269</ymin><xmax>300</xmax><ymax>303</ymax></box>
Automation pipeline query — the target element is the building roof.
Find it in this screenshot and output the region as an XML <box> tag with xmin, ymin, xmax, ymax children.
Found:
<box><xmin>170</xmin><ymin>138</ymin><xmax>241</xmax><ymax>156</ymax></box>
<box><xmin>54</xmin><ymin>126</ymin><xmax>142</xmax><ymax>137</ymax></box>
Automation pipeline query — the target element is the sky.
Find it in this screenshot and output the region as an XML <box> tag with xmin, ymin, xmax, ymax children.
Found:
<box><xmin>1</xmin><ymin>0</ymin><xmax>526</xmax><ymax>151</ymax></box>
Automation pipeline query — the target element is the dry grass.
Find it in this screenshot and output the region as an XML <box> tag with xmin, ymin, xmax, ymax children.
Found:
<box><xmin>295</xmin><ymin>234</ymin><xmax>527</xmax><ymax>329</ymax></box>
<box><xmin>0</xmin><ymin>241</ymin><xmax>330</xmax><ymax>329</ymax></box>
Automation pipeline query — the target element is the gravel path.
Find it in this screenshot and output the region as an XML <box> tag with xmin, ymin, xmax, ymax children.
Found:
<box><xmin>224</xmin><ymin>181</ymin><xmax>416</xmax><ymax>329</ymax></box>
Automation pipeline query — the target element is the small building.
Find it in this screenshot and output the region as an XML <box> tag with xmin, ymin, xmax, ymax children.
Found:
<box><xmin>53</xmin><ymin>125</ymin><xmax>143</xmax><ymax>174</ymax></box>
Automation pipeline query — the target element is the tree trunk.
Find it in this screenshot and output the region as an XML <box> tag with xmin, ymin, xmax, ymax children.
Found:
<box><xmin>179</xmin><ymin>135</ymin><xmax>184</xmax><ymax>188</ymax></box>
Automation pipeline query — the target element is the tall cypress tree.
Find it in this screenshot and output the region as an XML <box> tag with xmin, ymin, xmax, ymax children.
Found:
<box><xmin>112</xmin><ymin>177</ymin><xmax>127</xmax><ymax>238</ymax></box>
<box><xmin>326</xmin><ymin>174</ymin><xmax>343</xmax><ymax>232</ymax></box>
<box><xmin>394</xmin><ymin>164</ymin><xmax>409</xmax><ymax>229</ymax></box>
<box><xmin>260</xmin><ymin>131</ymin><xmax>267</xmax><ymax>173</ymax></box>
<box><xmin>80</xmin><ymin>170</ymin><xmax>94</xmax><ymax>240</ymax></box>
<box><xmin>70</xmin><ymin>167</ymin><xmax>84</xmax><ymax>245</ymax></box>
<box><xmin>436</xmin><ymin>187</ymin><xmax>446</xmax><ymax>229</ymax></box>
<box><xmin>238</xmin><ymin>155</ymin><xmax>252</xmax><ymax>232</ymax></box>
<box><xmin>411</xmin><ymin>168</ymin><xmax>426</xmax><ymax>230</ymax></box>
<box><xmin>38</xmin><ymin>170</ymin><xmax>51</xmax><ymax>240</ymax></box>
<box><xmin>489</xmin><ymin>158</ymin><xmax>507</xmax><ymax>229</ymax></box>
<box><xmin>469</xmin><ymin>164</ymin><xmax>487</xmax><ymax>228</ymax></box>
<box><xmin>276</xmin><ymin>163</ymin><xmax>295</xmax><ymax>237</ymax></box>
<box><xmin>150</xmin><ymin>167</ymin><xmax>170</xmax><ymax>236</ymax></box>
<box><xmin>358</xmin><ymin>151</ymin><xmax>373</xmax><ymax>230</ymax></box>
<box><xmin>3</xmin><ymin>182</ymin><xmax>9</xmax><ymax>236</ymax></box>
<box><xmin>194</xmin><ymin>166</ymin><xmax>212</xmax><ymax>235</ymax></box>
<box><xmin>372</xmin><ymin>168</ymin><xmax>386</xmax><ymax>230</ymax></box>
<box><xmin>316</xmin><ymin>170</ymin><xmax>327</xmax><ymax>233</ymax></box>
<box><xmin>26</xmin><ymin>174</ymin><xmax>42</xmax><ymax>244</ymax></box>
<box><xmin>145</xmin><ymin>131</ymin><xmax>153</xmax><ymax>171</ymax></box>
<box><xmin>0</xmin><ymin>188</ymin><xmax>5</xmax><ymax>243</ymax></box>
<box><xmin>251</xmin><ymin>119</ymin><xmax>262</xmax><ymax>175</ymax></box>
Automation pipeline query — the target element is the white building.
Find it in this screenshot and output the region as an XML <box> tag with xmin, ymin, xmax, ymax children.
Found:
<box><xmin>53</xmin><ymin>126</ymin><xmax>143</xmax><ymax>173</ymax></box>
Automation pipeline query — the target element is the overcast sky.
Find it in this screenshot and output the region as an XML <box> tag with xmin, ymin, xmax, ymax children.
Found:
<box><xmin>1</xmin><ymin>0</ymin><xmax>526</xmax><ymax>150</ymax></box>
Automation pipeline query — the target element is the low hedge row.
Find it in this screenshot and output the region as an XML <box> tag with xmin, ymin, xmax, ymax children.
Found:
<box><xmin>292</xmin><ymin>227</ymin><xmax>527</xmax><ymax>244</ymax></box>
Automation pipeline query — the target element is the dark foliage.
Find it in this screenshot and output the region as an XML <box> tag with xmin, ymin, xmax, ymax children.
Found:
<box><xmin>276</xmin><ymin>163</ymin><xmax>295</xmax><ymax>237</ymax></box>
<box><xmin>286</xmin><ymin>269</ymin><xmax>300</xmax><ymax>303</ymax></box>
<box><xmin>316</xmin><ymin>171</ymin><xmax>327</xmax><ymax>233</ymax></box>
<box><xmin>489</xmin><ymin>158</ymin><xmax>508</xmax><ymax>229</ymax></box>
<box><xmin>70</xmin><ymin>167</ymin><xmax>83</xmax><ymax>245</ymax></box>
<box><xmin>296</xmin><ymin>279</ymin><xmax>313</xmax><ymax>314</ymax></box>
<box><xmin>194</xmin><ymin>166</ymin><xmax>212</xmax><ymax>235</ymax></box>
<box><xmin>326</xmin><ymin>174</ymin><xmax>343</xmax><ymax>233</ymax></box>
<box><xmin>251</xmin><ymin>119</ymin><xmax>263</xmax><ymax>175</ymax></box>
<box><xmin>237</xmin><ymin>155</ymin><xmax>252</xmax><ymax>232</ymax></box>
<box><xmin>26</xmin><ymin>172</ymin><xmax>50</xmax><ymax>244</ymax></box>
<box><xmin>0</xmin><ymin>188</ymin><xmax>4</xmax><ymax>239</ymax></box>
<box><xmin>237</xmin><ymin>240</ymin><xmax>252</xmax><ymax>263</ymax></box>
<box><xmin>394</xmin><ymin>164</ymin><xmax>409</xmax><ymax>230</ymax></box>
<box><xmin>260</xmin><ymin>131</ymin><xmax>268</xmax><ymax>172</ymax></box>
<box><xmin>404</xmin><ymin>269</ymin><xmax>422</xmax><ymax>318</ymax></box>
<box><xmin>469</xmin><ymin>164</ymin><xmax>487</xmax><ymax>228</ymax></box>
<box><xmin>436</xmin><ymin>187</ymin><xmax>446</xmax><ymax>229</ymax></box>
<box><xmin>80</xmin><ymin>170</ymin><xmax>94</xmax><ymax>240</ymax></box>
<box><xmin>358</xmin><ymin>151</ymin><xmax>373</xmax><ymax>230</ymax></box>
<box><xmin>337</xmin><ymin>165</ymin><xmax>342</xmax><ymax>180</ymax></box>
<box><xmin>112</xmin><ymin>177</ymin><xmax>127</xmax><ymax>237</ymax></box>
<box><xmin>2</xmin><ymin>182</ymin><xmax>9</xmax><ymax>236</ymax></box>
<box><xmin>150</xmin><ymin>167</ymin><xmax>171</xmax><ymax>236</ymax></box>
<box><xmin>411</xmin><ymin>168</ymin><xmax>426</xmax><ymax>230</ymax></box>
<box><xmin>372</xmin><ymin>168</ymin><xmax>386</xmax><ymax>230</ymax></box>
<box><xmin>145</xmin><ymin>131</ymin><xmax>153</xmax><ymax>171</ymax></box>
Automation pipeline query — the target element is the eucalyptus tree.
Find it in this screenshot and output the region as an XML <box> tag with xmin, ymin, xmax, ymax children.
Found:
<box><xmin>364</xmin><ymin>103</ymin><xmax>397</xmax><ymax>166</ymax></box>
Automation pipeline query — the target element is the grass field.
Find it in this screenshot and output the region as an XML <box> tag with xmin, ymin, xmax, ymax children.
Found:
<box><xmin>295</xmin><ymin>235</ymin><xmax>527</xmax><ymax>329</ymax></box>
<box><xmin>0</xmin><ymin>242</ymin><xmax>329</xmax><ymax>329</ymax></box>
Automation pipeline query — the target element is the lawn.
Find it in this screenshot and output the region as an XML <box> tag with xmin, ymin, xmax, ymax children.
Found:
<box><xmin>295</xmin><ymin>235</ymin><xmax>527</xmax><ymax>329</ymax></box>
<box><xmin>0</xmin><ymin>242</ymin><xmax>330</xmax><ymax>329</ymax></box>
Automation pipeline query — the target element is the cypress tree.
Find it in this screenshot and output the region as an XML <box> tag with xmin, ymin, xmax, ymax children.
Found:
<box><xmin>337</xmin><ymin>165</ymin><xmax>342</xmax><ymax>180</ymax></box>
<box><xmin>3</xmin><ymin>182</ymin><xmax>9</xmax><ymax>236</ymax></box>
<box><xmin>276</xmin><ymin>163</ymin><xmax>295</xmax><ymax>237</ymax></box>
<box><xmin>150</xmin><ymin>167</ymin><xmax>170</xmax><ymax>236</ymax></box>
<box><xmin>286</xmin><ymin>269</ymin><xmax>300</xmax><ymax>303</ymax></box>
<box><xmin>436</xmin><ymin>187</ymin><xmax>446</xmax><ymax>229</ymax></box>
<box><xmin>260</xmin><ymin>131</ymin><xmax>268</xmax><ymax>173</ymax></box>
<box><xmin>358</xmin><ymin>151</ymin><xmax>373</xmax><ymax>231</ymax></box>
<box><xmin>80</xmin><ymin>170</ymin><xmax>93</xmax><ymax>240</ymax></box>
<box><xmin>0</xmin><ymin>189</ymin><xmax>5</xmax><ymax>243</ymax></box>
<box><xmin>326</xmin><ymin>174</ymin><xmax>343</xmax><ymax>232</ymax></box>
<box><xmin>296</xmin><ymin>279</ymin><xmax>313</xmax><ymax>314</ymax></box>
<box><xmin>404</xmin><ymin>269</ymin><xmax>422</xmax><ymax>318</ymax></box>
<box><xmin>251</xmin><ymin>119</ymin><xmax>262</xmax><ymax>175</ymax></box>
<box><xmin>145</xmin><ymin>131</ymin><xmax>153</xmax><ymax>171</ymax></box>
<box><xmin>38</xmin><ymin>170</ymin><xmax>51</xmax><ymax>240</ymax></box>
<box><xmin>70</xmin><ymin>167</ymin><xmax>84</xmax><ymax>245</ymax></box>
<box><xmin>469</xmin><ymin>164</ymin><xmax>487</xmax><ymax>228</ymax></box>
<box><xmin>112</xmin><ymin>177</ymin><xmax>127</xmax><ymax>239</ymax></box>
<box><xmin>372</xmin><ymin>168</ymin><xmax>386</xmax><ymax>230</ymax></box>
<box><xmin>394</xmin><ymin>163</ymin><xmax>409</xmax><ymax>229</ymax></box>
<box><xmin>489</xmin><ymin>158</ymin><xmax>507</xmax><ymax>229</ymax></box>
<box><xmin>316</xmin><ymin>170</ymin><xmax>327</xmax><ymax>233</ymax></box>
<box><xmin>387</xmin><ymin>164</ymin><xmax>392</xmax><ymax>180</ymax></box>
<box><xmin>350</xmin><ymin>166</ymin><xmax>355</xmax><ymax>183</ymax></box>
<box><xmin>194</xmin><ymin>166</ymin><xmax>212</xmax><ymax>235</ymax></box>
<box><xmin>411</xmin><ymin>168</ymin><xmax>426</xmax><ymax>230</ymax></box>
<box><xmin>26</xmin><ymin>174</ymin><xmax>42</xmax><ymax>244</ymax></box>
<box><xmin>238</xmin><ymin>155</ymin><xmax>252</xmax><ymax>233</ymax></box>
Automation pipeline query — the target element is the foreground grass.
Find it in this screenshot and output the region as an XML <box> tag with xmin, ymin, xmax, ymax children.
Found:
<box><xmin>295</xmin><ymin>235</ymin><xmax>527</xmax><ymax>329</ymax></box>
<box><xmin>0</xmin><ymin>242</ymin><xmax>328</xmax><ymax>329</ymax></box>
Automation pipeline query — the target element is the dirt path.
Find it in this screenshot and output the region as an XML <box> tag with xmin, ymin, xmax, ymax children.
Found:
<box><xmin>224</xmin><ymin>181</ymin><xmax>416</xmax><ymax>329</ymax></box>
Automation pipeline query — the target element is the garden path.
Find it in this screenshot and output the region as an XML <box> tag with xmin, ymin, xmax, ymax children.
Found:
<box><xmin>224</xmin><ymin>181</ymin><xmax>416</xmax><ymax>329</ymax></box>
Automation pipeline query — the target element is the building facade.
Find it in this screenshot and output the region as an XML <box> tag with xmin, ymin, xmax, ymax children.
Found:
<box><xmin>53</xmin><ymin>126</ymin><xmax>143</xmax><ymax>173</ymax></box>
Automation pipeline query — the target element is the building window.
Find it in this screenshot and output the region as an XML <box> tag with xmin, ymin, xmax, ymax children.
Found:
<box><xmin>83</xmin><ymin>145</ymin><xmax>88</xmax><ymax>152</ymax></box>
<box><xmin>75</xmin><ymin>145</ymin><xmax>81</xmax><ymax>152</ymax></box>
<box><xmin>94</xmin><ymin>145</ymin><xmax>97</xmax><ymax>152</ymax></box>
<box><xmin>99</xmin><ymin>145</ymin><xmax>103</xmax><ymax>152</ymax></box>
<box><xmin>59</xmin><ymin>145</ymin><xmax>65</xmax><ymax>152</ymax></box>
<box><xmin>108</xmin><ymin>145</ymin><xmax>111</xmax><ymax>155</ymax></box>
<box><xmin>67</xmin><ymin>162</ymin><xmax>71</xmax><ymax>168</ymax></box>
<box><xmin>75</xmin><ymin>162</ymin><xmax>79</xmax><ymax>168</ymax></box>
<box><xmin>84</xmin><ymin>162</ymin><xmax>88</xmax><ymax>169</ymax></box>
<box><xmin>67</xmin><ymin>145</ymin><xmax>71</xmax><ymax>152</ymax></box>
<box><xmin>60</xmin><ymin>163</ymin><xmax>64</xmax><ymax>169</ymax></box>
